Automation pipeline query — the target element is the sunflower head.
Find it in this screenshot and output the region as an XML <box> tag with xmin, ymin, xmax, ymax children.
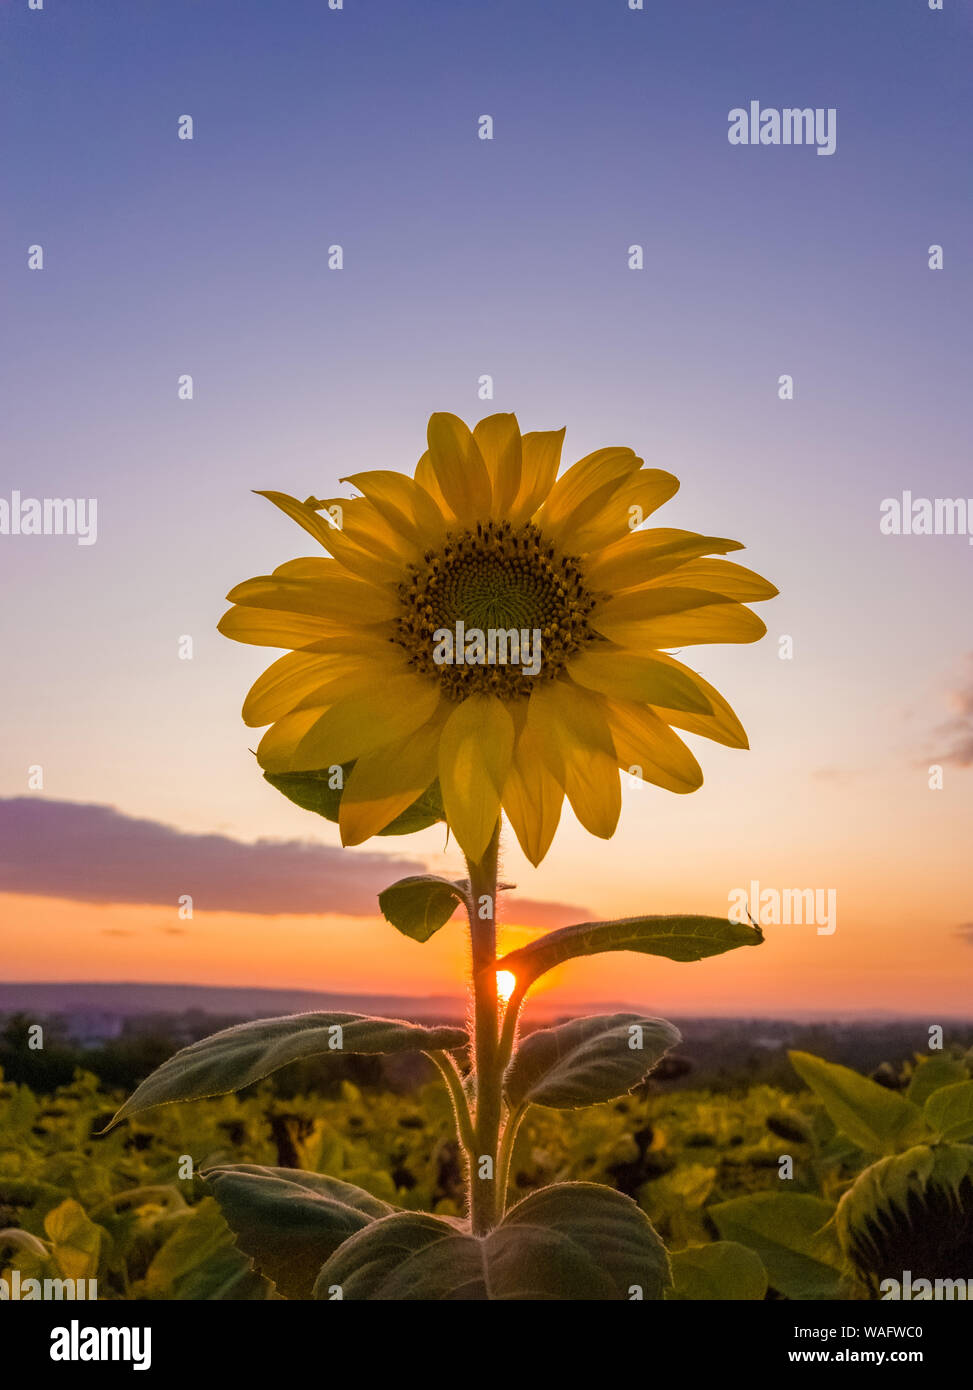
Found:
<box><xmin>218</xmin><ymin>412</ymin><xmax>777</xmax><ymax>865</ymax></box>
<box><xmin>836</xmin><ymin>1144</ymin><xmax>973</xmax><ymax>1294</ymax></box>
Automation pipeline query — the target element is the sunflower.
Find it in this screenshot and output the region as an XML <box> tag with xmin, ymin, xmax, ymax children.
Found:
<box><xmin>218</xmin><ymin>412</ymin><xmax>776</xmax><ymax>865</ymax></box>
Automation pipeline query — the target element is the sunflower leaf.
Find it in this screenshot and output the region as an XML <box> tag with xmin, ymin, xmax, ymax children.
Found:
<box><xmin>205</xmin><ymin>1165</ymin><xmax>395</xmax><ymax>1299</ymax></box>
<box><xmin>666</xmin><ymin>1241</ymin><xmax>768</xmax><ymax>1301</ymax></box>
<box><xmin>378</xmin><ymin>875</ymin><xmax>469</xmax><ymax>943</ymax></box>
<box><xmin>789</xmin><ymin>1051</ymin><xmax>928</xmax><ymax>1155</ymax></box>
<box><xmin>504</xmin><ymin>1014</ymin><xmax>681</xmax><ymax>1109</ymax></box>
<box><xmin>496</xmin><ymin>913</ymin><xmax>762</xmax><ymax>986</ymax></box>
<box><xmin>709</xmin><ymin>1193</ymin><xmax>843</xmax><ymax>1301</ymax></box>
<box><xmin>924</xmin><ymin>1081</ymin><xmax>973</xmax><ymax>1142</ymax></box>
<box><xmin>107</xmin><ymin>1013</ymin><xmax>468</xmax><ymax>1127</ymax></box>
<box><xmin>313</xmin><ymin>1182</ymin><xmax>669</xmax><ymax>1300</ymax></box>
<box><xmin>263</xmin><ymin>765</ymin><xmax>446</xmax><ymax>835</ymax></box>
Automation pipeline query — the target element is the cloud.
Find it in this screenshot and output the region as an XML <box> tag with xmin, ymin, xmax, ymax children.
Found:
<box><xmin>956</xmin><ymin>923</ymin><xmax>973</xmax><ymax>945</ymax></box>
<box><xmin>0</xmin><ymin>798</ymin><xmax>593</xmax><ymax>927</ymax></box>
<box><xmin>933</xmin><ymin>654</ymin><xmax>973</xmax><ymax>768</ymax></box>
<box><xmin>0</xmin><ymin>797</ymin><xmax>426</xmax><ymax>916</ymax></box>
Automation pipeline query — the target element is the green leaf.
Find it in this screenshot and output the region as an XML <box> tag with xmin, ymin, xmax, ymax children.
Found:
<box><xmin>497</xmin><ymin>914</ymin><xmax>762</xmax><ymax>986</ymax></box>
<box><xmin>205</xmin><ymin>1165</ymin><xmax>394</xmax><ymax>1299</ymax></box>
<box><xmin>504</xmin><ymin>1014</ymin><xmax>681</xmax><ymax>1110</ymax></box>
<box><xmin>43</xmin><ymin>1199</ymin><xmax>104</xmax><ymax>1282</ymax></box>
<box><xmin>263</xmin><ymin>766</ymin><xmax>445</xmax><ymax>835</ymax></box>
<box><xmin>789</xmin><ymin>1051</ymin><xmax>927</xmax><ymax>1155</ymax></box>
<box><xmin>667</xmin><ymin>1241</ymin><xmax>768</xmax><ymax>1301</ymax></box>
<box><xmin>906</xmin><ymin>1054</ymin><xmax>969</xmax><ymax>1106</ymax></box>
<box><xmin>143</xmin><ymin>1197</ymin><xmax>269</xmax><ymax>1300</ymax></box>
<box><xmin>924</xmin><ymin>1081</ymin><xmax>973</xmax><ymax>1141</ymax></box>
<box><xmin>378</xmin><ymin>875</ymin><xmax>468</xmax><ymax>943</ymax></box>
<box><xmin>314</xmin><ymin>1182</ymin><xmax>670</xmax><ymax>1300</ymax></box>
<box><xmin>709</xmin><ymin>1193</ymin><xmax>843</xmax><ymax>1301</ymax></box>
<box><xmin>109</xmin><ymin>1013</ymin><xmax>468</xmax><ymax>1126</ymax></box>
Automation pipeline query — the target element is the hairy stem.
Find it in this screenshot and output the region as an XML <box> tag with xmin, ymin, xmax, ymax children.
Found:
<box><xmin>496</xmin><ymin>1102</ymin><xmax>528</xmax><ymax>1215</ymax></box>
<box><xmin>426</xmin><ymin>1049</ymin><xmax>476</xmax><ymax>1155</ymax></box>
<box><xmin>466</xmin><ymin>821</ymin><xmax>502</xmax><ymax>1236</ymax></box>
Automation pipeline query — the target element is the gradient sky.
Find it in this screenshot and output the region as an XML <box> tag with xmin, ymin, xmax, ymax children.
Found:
<box><xmin>1</xmin><ymin>0</ymin><xmax>971</xmax><ymax>1018</ymax></box>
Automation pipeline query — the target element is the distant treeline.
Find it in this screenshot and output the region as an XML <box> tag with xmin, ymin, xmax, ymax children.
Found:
<box><xmin>2</xmin><ymin>1011</ymin><xmax>968</xmax><ymax>1099</ymax></box>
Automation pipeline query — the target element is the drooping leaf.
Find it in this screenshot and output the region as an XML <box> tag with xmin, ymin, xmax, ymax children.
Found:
<box><xmin>924</xmin><ymin>1081</ymin><xmax>973</xmax><ymax>1142</ymax></box>
<box><xmin>789</xmin><ymin>1051</ymin><xmax>927</xmax><ymax>1155</ymax></box>
<box><xmin>43</xmin><ymin>1199</ymin><xmax>104</xmax><ymax>1282</ymax></box>
<box><xmin>206</xmin><ymin>1165</ymin><xmax>394</xmax><ymax>1299</ymax></box>
<box><xmin>264</xmin><ymin>765</ymin><xmax>445</xmax><ymax>835</ymax></box>
<box><xmin>378</xmin><ymin>875</ymin><xmax>468</xmax><ymax>943</ymax></box>
<box><xmin>667</xmin><ymin>1241</ymin><xmax>768</xmax><ymax>1301</ymax></box>
<box><xmin>109</xmin><ymin>1013</ymin><xmax>468</xmax><ymax>1126</ymax></box>
<box><xmin>907</xmin><ymin>1054</ymin><xmax>969</xmax><ymax>1107</ymax></box>
<box><xmin>504</xmin><ymin>1014</ymin><xmax>681</xmax><ymax>1110</ymax></box>
<box><xmin>314</xmin><ymin>1182</ymin><xmax>669</xmax><ymax>1300</ymax></box>
<box><xmin>709</xmin><ymin>1192</ymin><xmax>843</xmax><ymax>1301</ymax></box>
<box><xmin>497</xmin><ymin>914</ymin><xmax>762</xmax><ymax>985</ymax></box>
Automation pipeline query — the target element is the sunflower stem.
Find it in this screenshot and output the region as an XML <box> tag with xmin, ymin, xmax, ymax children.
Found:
<box><xmin>466</xmin><ymin>821</ymin><xmax>502</xmax><ymax>1236</ymax></box>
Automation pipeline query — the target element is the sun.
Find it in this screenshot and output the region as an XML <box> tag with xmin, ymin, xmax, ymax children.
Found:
<box><xmin>496</xmin><ymin>970</ymin><xmax>517</xmax><ymax>1004</ymax></box>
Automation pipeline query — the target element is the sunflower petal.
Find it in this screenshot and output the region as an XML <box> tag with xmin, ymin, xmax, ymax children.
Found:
<box><xmin>538</xmin><ymin>447</ymin><xmax>643</xmax><ymax>542</ymax></box>
<box><xmin>593</xmin><ymin>586</ymin><xmax>766</xmax><ymax>647</ymax></box>
<box><xmin>226</xmin><ymin>573</ymin><xmax>399</xmax><ymax>623</ymax></box>
<box><xmin>217</xmin><ymin>606</ymin><xmax>350</xmax><ymax>650</ymax></box>
<box><xmin>526</xmin><ymin>683</ymin><xmax>620</xmax><ymax>840</ymax></box>
<box><xmin>502</xmin><ymin>719</ymin><xmax>564</xmax><ymax>867</ymax></box>
<box><xmin>584</xmin><ymin>529</ymin><xmax>745</xmax><ymax>592</ymax></box>
<box><xmin>425</xmin><ymin>413</ymin><xmax>492</xmax><ymax>524</ymax></box>
<box><xmin>339</xmin><ymin>714</ymin><xmax>447</xmax><ymax>845</ymax></box>
<box><xmin>643</xmin><ymin>653</ymin><xmax>749</xmax><ymax>748</ymax></box>
<box><xmin>438</xmin><ymin>695</ymin><xmax>514</xmax><ymax>862</ymax></box>
<box><xmin>603</xmin><ymin>698</ymin><xmax>704</xmax><ymax>793</ymax></box>
<box><xmin>261</xmin><ymin>675</ymin><xmax>441</xmax><ymax>772</ymax></box>
<box><xmin>568</xmin><ymin>649</ymin><xmax>713</xmax><ymax>714</ymax></box>
<box><xmin>565</xmin><ymin>468</ymin><xmax>680</xmax><ymax>553</ymax></box>
<box><xmin>341</xmin><ymin>471</ymin><xmax>448</xmax><ymax>548</ymax></box>
<box><xmin>508</xmin><ymin>428</ymin><xmax>565</xmax><ymax>525</ymax></box>
<box><xmin>242</xmin><ymin>650</ymin><xmax>347</xmax><ymax>728</ymax></box>
<box><xmin>473</xmin><ymin>413</ymin><xmax>523</xmax><ymax>516</ymax></box>
<box><xmin>643</xmin><ymin>557</ymin><xmax>778</xmax><ymax>602</ymax></box>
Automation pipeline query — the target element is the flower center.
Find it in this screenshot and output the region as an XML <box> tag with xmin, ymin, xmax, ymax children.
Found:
<box><xmin>393</xmin><ymin>521</ymin><xmax>596</xmax><ymax>700</ymax></box>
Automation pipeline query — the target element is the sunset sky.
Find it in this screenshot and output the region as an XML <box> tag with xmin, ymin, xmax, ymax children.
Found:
<box><xmin>1</xmin><ymin>0</ymin><xmax>971</xmax><ymax>1018</ymax></box>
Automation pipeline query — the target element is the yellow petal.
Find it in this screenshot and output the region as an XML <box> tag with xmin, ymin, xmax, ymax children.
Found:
<box><xmin>339</xmin><ymin>713</ymin><xmax>446</xmax><ymax>845</ymax></box>
<box><xmin>341</xmin><ymin>471</ymin><xmax>448</xmax><ymax>548</ymax></box>
<box><xmin>425</xmin><ymin>413</ymin><xmax>492</xmax><ymax>524</ymax></box>
<box><xmin>282</xmin><ymin>674</ymin><xmax>442</xmax><ymax>772</ymax></box>
<box><xmin>508</xmin><ymin>428</ymin><xmax>565</xmax><ymax>525</ymax></box>
<box><xmin>538</xmin><ymin>447</ymin><xmax>643</xmax><ymax>540</ymax></box>
<box><xmin>254</xmin><ymin>490</ymin><xmax>343</xmax><ymax>551</ymax></box>
<box><xmin>584</xmin><ymin>529</ymin><xmax>744</xmax><ymax>592</ymax></box>
<box><xmin>603</xmin><ymin>698</ymin><xmax>704</xmax><ymax>793</ymax></box>
<box><xmin>642</xmin><ymin>557</ymin><xmax>778</xmax><ymax>602</ymax></box>
<box><xmin>217</xmin><ymin>605</ymin><xmax>350</xmax><ymax>650</ymax></box>
<box><xmin>472</xmin><ymin>413</ymin><xmax>523</xmax><ymax>516</ymax></box>
<box><xmin>438</xmin><ymin>695</ymin><xmax>514</xmax><ymax>862</ymax></box>
<box><xmin>242</xmin><ymin>650</ymin><xmax>348</xmax><ymax>728</ymax></box>
<box><xmin>592</xmin><ymin>586</ymin><xmax>766</xmax><ymax>647</ymax></box>
<box><xmin>560</xmin><ymin>468</ymin><xmax>679</xmax><ymax>553</ymax></box>
<box><xmin>526</xmin><ymin>682</ymin><xmax>620</xmax><ymax>840</ymax></box>
<box><xmin>568</xmin><ymin>649</ymin><xmax>713</xmax><ymax>714</ymax></box>
<box><xmin>502</xmin><ymin>718</ymin><xmax>564</xmax><ymax>867</ymax></box>
<box><xmin>642</xmin><ymin>652</ymin><xmax>749</xmax><ymax>748</ymax></box>
<box><xmin>226</xmin><ymin>573</ymin><xmax>399</xmax><ymax>623</ymax></box>
<box><xmin>290</xmin><ymin>494</ymin><xmax>416</xmax><ymax>583</ymax></box>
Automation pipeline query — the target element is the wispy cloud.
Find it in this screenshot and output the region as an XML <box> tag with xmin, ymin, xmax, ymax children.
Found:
<box><xmin>0</xmin><ymin>798</ymin><xmax>591</xmax><ymax>927</ymax></box>
<box><xmin>932</xmin><ymin>654</ymin><xmax>973</xmax><ymax>768</ymax></box>
<box><xmin>956</xmin><ymin>923</ymin><xmax>973</xmax><ymax>946</ymax></box>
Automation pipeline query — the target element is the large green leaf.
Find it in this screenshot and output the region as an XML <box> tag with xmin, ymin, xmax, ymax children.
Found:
<box><xmin>504</xmin><ymin>1014</ymin><xmax>681</xmax><ymax>1110</ymax></box>
<box><xmin>314</xmin><ymin>1182</ymin><xmax>670</xmax><ymax>1300</ymax></box>
<box><xmin>497</xmin><ymin>914</ymin><xmax>762</xmax><ymax>986</ymax></box>
<box><xmin>906</xmin><ymin>1054</ymin><xmax>969</xmax><ymax>1106</ymax></box>
<box><xmin>264</xmin><ymin>765</ymin><xmax>445</xmax><ymax>835</ymax></box>
<box><xmin>109</xmin><ymin>1013</ymin><xmax>468</xmax><ymax>1126</ymax></box>
<box><xmin>205</xmin><ymin>1165</ymin><xmax>394</xmax><ymax>1299</ymax></box>
<box><xmin>378</xmin><ymin>876</ymin><xmax>468</xmax><ymax>943</ymax></box>
<box><xmin>789</xmin><ymin>1051</ymin><xmax>927</xmax><ymax>1155</ymax></box>
<box><xmin>709</xmin><ymin>1193</ymin><xmax>843</xmax><ymax>1301</ymax></box>
<box><xmin>924</xmin><ymin>1081</ymin><xmax>973</xmax><ymax>1142</ymax></box>
<box><xmin>667</xmin><ymin>1241</ymin><xmax>768</xmax><ymax>1301</ymax></box>
<box><xmin>143</xmin><ymin>1197</ymin><xmax>270</xmax><ymax>1300</ymax></box>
